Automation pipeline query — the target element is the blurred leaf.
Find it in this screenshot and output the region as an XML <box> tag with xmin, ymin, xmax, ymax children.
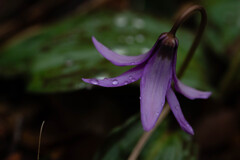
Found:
<box><xmin>219</xmin><ymin>50</ymin><xmax>240</xmax><ymax>96</ymax></box>
<box><xmin>203</xmin><ymin>0</ymin><xmax>240</xmax><ymax>54</ymax></box>
<box><xmin>0</xmin><ymin>10</ymin><xmax>211</xmax><ymax>92</ymax></box>
<box><xmin>93</xmin><ymin>115</ymin><xmax>144</xmax><ymax>160</ymax></box>
<box><xmin>94</xmin><ymin>115</ymin><xmax>197</xmax><ymax>160</ymax></box>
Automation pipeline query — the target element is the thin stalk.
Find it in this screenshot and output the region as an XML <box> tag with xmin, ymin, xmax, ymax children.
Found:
<box><xmin>37</xmin><ymin>121</ymin><xmax>45</xmax><ymax>160</ymax></box>
<box><xmin>170</xmin><ymin>5</ymin><xmax>207</xmax><ymax>77</ymax></box>
<box><xmin>128</xmin><ymin>105</ymin><xmax>170</xmax><ymax>160</ymax></box>
<box><xmin>128</xmin><ymin>4</ymin><xmax>207</xmax><ymax>160</ymax></box>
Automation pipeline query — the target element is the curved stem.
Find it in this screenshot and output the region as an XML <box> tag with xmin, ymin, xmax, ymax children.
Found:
<box><xmin>170</xmin><ymin>5</ymin><xmax>207</xmax><ymax>78</ymax></box>
<box><xmin>128</xmin><ymin>4</ymin><xmax>207</xmax><ymax>160</ymax></box>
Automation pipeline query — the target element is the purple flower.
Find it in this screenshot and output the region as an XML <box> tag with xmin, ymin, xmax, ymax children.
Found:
<box><xmin>82</xmin><ymin>33</ymin><xmax>211</xmax><ymax>135</ymax></box>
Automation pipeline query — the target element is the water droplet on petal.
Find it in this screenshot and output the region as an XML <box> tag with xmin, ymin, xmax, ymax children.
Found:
<box><xmin>155</xmin><ymin>112</ymin><xmax>160</xmax><ymax>117</ymax></box>
<box><xmin>124</xmin><ymin>81</ymin><xmax>129</xmax><ymax>85</ymax></box>
<box><xmin>131</xmin><ymin>78</ymin><xmax>136</xmax><ymax>82</ymax></box>
<box><xmin>91</xmin><ymin>79</ymin><xmax>99</xmax><ymax>85</ymax></box>
<box><xmin>139</xmin><ymin>96</ymin><xmax>141</xmax><ymax>100</ymax></box>
<box><xmin>129</xmin><ymin>76</ymin><xmax>133</xmax><ymax>80</ymax></box>
<box><xmin>112</xmin><ymin>79</ymin><xmax>119</xmax><ymax>85</ymax></box>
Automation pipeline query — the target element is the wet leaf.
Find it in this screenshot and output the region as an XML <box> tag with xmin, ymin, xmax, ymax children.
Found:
<box><xmin>0</xmin><ymin>11</ymin><xmax>210</xmax><ymax>92</ymax></box>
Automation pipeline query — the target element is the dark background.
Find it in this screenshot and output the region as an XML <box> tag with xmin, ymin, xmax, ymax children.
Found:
<box><xmin>0</xmin><ymin>0</ymin><xmax>239</xmax><ymax>160</ymax></box>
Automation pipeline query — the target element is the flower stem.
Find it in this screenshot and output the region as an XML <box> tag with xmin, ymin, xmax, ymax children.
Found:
<box><xmin>128</xmin><ymin>4</ymin><xmax>207</xmax><ymax>160</ymax></box>
<box><xmin>169</xmin><ymin>4</ymin><xmax>207</xmax><ymax>78</ymax></box>
<box><xmin>128</xmin><ymin>105</ymin><xmax>170</xmax><ymax>160</ymax></box>
<box><xmin>37</xmin><ymin>121</ymin><xmax>45</xmax><ymax>160</ymax></box>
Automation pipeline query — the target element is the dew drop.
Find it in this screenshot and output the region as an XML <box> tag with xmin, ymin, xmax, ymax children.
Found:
<box><xmin>91</xmin><ymin>79</ymin><xmax>99</xmax><ymax>85</ymax></box>
<box><xmin>131</xmin><ymin>78</ymin><xmax>136</xmax><ymax>82</ymax></box>
<box><xmin>129</xmin><ymin>76</ymin><xmax>133</xmax><ymax>80</ymax></box>
<box><xmin>155</xmin><ymin>112</ymin><xmax>160</xmax><ymax>117</ymax></box>
<box><xmin>112</xmin><ymin>79</ymin><xmax>119</xmax><ymax>85</ymax></box>
<box><xmin>124</xmin><ymin>81</ymin><xmax>129</xmax><ymax>85</ymax></box>
<box><xmin>139</xmin><ymin>96</ymin><xmax>141</xmax><ymax>100</ymax></box>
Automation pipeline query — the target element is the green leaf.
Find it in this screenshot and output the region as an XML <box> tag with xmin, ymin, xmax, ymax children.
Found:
<box><xmin>203</xmin><ymin>0</ymin><xmax>240</xmax><ymax>54</ymax></box>
<box><xmin>94</xmin><ymin>115</ymin><xmax>197</xmax><ymax>160</ymax></box>
<box><xmin>93</xmin><ymin>116</ymin><xmax>144</xmax><ymax>160</ymax></box>
<box><xmin>0</xmin><ymin>10</ymin><xmax>211</xmax><ymax>92</ymax></box>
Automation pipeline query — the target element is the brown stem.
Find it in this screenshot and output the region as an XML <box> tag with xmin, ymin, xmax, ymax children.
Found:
<box><xmin>37</xmin><ymin>121</ymin><xmax>45</xmax><ymax>160</ymax></box>
<box><xmin>170</xmin><ymin>4</ymin><xmax>207</xmax><ymax>78</ymax></box>
<box><xmin>128</xmin><ymin>105</ymin><xmax>170</xmax><ymax>160</ymax></box>
<box><xmin>128</xmin><ymin>4</ymin><xmax>207</xmax><ymax>160</ymax></box>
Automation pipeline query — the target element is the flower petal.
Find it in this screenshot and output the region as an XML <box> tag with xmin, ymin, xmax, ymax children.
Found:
<box><xmin>166</xmin><ymin>88</ymin><xmax>194</xmax><ymax>135</ymax></box>
<box><xmin>174</xmin><ymin>79</ymin><xmax>212</xmax><ymax>100</ymax></box>
<box><xmin>92</xmin><ymin>36</ymin><xmax>165</xmax><ymax>66</ymax></box>
<box><xmin>140</xmin><ymin>52</ymin><xmax>173</xmax><ymax>131</ymax></box>
<box><xmin>82</xmin><ymin>63</ymin><xmax>145</xmax><ymax>87</ymax></box>
<box><xmin>172</xmin><ymin>53</ymin><xmax>211</xmax><ymax>100</ymax></box>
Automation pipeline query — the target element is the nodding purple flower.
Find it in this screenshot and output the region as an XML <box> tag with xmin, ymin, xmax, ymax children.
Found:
<box><xmin>82</xmin><ymin>33</ymin><xmax>211</xmax><ymax>135</ymax></box>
